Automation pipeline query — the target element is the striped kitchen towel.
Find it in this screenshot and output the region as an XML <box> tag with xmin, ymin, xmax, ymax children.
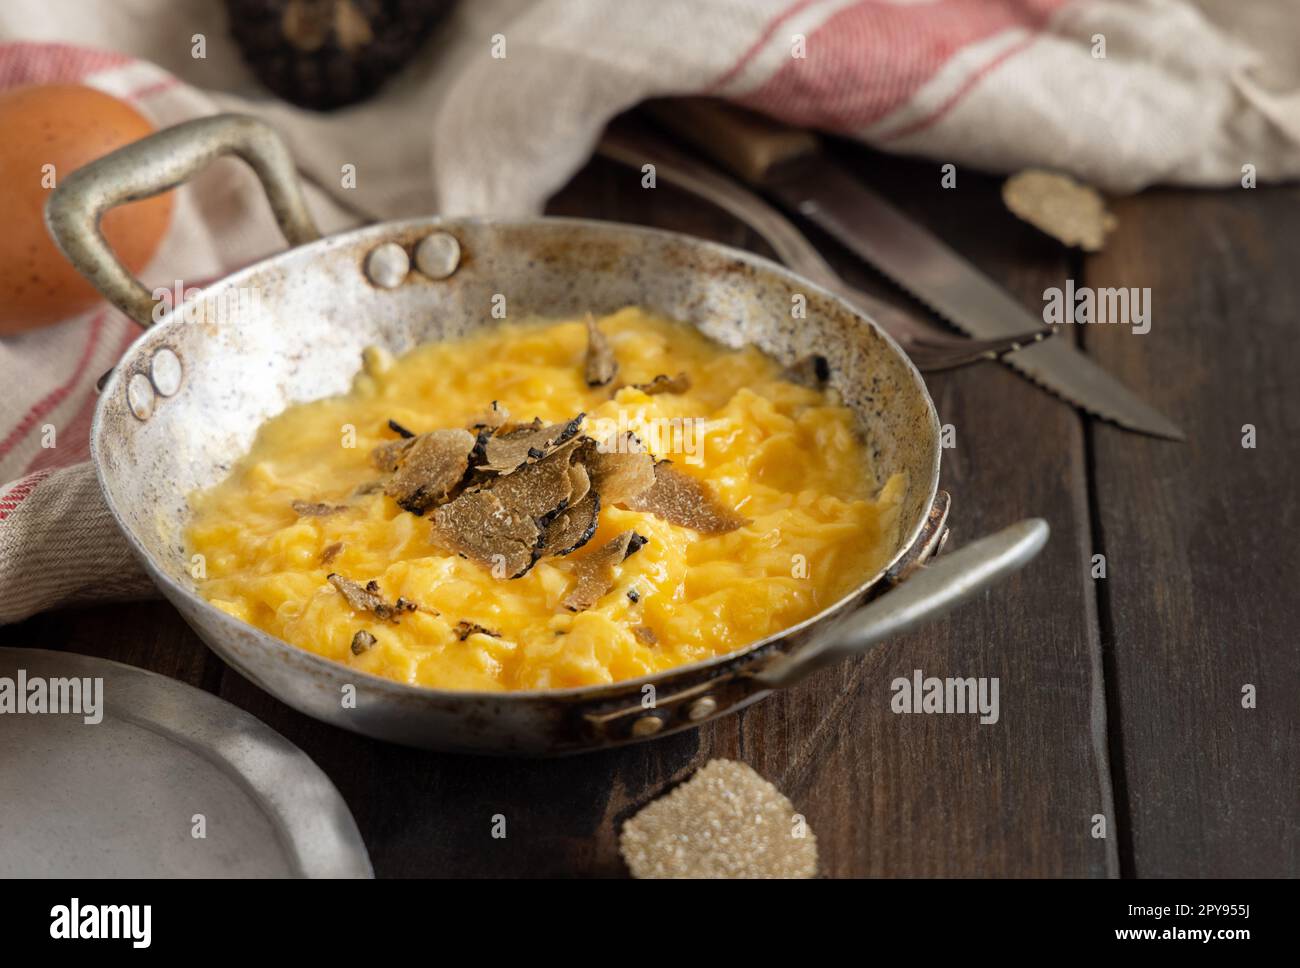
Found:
<box><xmin>2</xmin><ymin>0</ymin><xmax>1299</xmax><ymax>622</ymax></box>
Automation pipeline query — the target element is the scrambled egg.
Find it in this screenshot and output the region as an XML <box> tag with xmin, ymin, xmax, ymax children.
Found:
<box><xmin>186</xmin><ymin>309</ymin><xmax>905</xmax><ymax>691</ymax></box>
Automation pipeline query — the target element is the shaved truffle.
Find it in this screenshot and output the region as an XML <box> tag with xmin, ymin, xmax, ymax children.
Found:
<box><xmin>538</xmin><ymin>491</ymin><xmax>600</xmax><ymax>559</ymax></box>
<box><xmin>455</xmin><ymin>620</ymin><xmax>500</xmax><ymax>641</ymax></box>
<box><xmin>350</xmin><ymin>630</ymin><xmax>377</xmax><ymax>655</ymax></box>
<box><xmin>584</xmin><ymin>314</ymin><xmax>618</xmax><ymax>387</ymax></box>
<box><xmin>485</xmin><ymin>445</ymin><xmax>580</xmax><ymax>519</ymax></box>
<box><xmin>431</xmin><ymin>490</ymin><xmax>542</xmax><ymax>578</ymax></box>
<box><xmin>292</xmin><ymin>500</ymin><xmax>347</xmax><ymax>517</ymax></box>
<box><xmin>1003</xmin><ymin>169</ymin><xmax>1116</xmax><ymax>252</ymax></box>
<box><xmin>320</xmin><ymin>541</ymin><xmax>344</xmax><ymax>565</ymax></box>
<box><xmin>566</xmin><ymin>461</ymin><xmax>591</xmax><ymax>508</ymax></box>
<box><xmin>481</xmin><ymin>414</ymin><xmax>585</xmax><ymax>474</ymax></box>
<box><xmin>579</xmin><ymin>437</ymin><xmax>655</xmax><ymax>505</ymax></box>
<box><xmin>384</xmin><ymin>428</ymin><xmax>476</xmax><ymax>514</ymax></box>
<box><xmin>633</xmin><ymin>625</ymin><xmax>657</xmax><ymax>645</ymax></box>
<box><xmin>371</xmin><ymin>437</ymin><xmax>413</xmax><ymax>473</ymax></box>
<box><xmin>620</xmin><ymin>759</ymin><xmax>818</xmax><ymax>879</ymax></box>
<box><xmin>632</xmin><ymin>372</ymin><xmax>691</xmax><ymax>395</ymax></box>
<box><xmin>562</xmin><ymin>530</ymin><xmax>648</xmax><ymax>612</ymax></box>
<box><xmin>328</xmin><ymin>574</ymin><xmax>418</xmax><ymax>622</ymax></box>
<box><xmin>624</xmin><ymin>462</ymin><xmax>748</xmax><ymax>534</ymax></box>
<box><xmin>387</xmin><ymin>419</ymin><xmax>416</xmax><ymax>439</ymax></box>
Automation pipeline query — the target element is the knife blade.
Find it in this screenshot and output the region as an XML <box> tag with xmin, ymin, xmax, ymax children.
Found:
<box><xmin>647</xmin><ymin>100</ymin><xmax>1184</xmax><ymax>440</ymax></box>
<box><xmin>598</xmin><ymin>123</ymin><xmax>1048</xmax><ymax>372</ymax></box>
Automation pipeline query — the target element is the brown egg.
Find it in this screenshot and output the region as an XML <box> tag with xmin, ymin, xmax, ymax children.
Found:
<box><xmin>0</xmin><ymin>84</ymin><xmax>174</xmax><ymax>335</ymax></box>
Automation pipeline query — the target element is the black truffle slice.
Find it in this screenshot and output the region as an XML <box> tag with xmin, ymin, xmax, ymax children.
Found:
<box><xmin>430</xmin><ymin>490</ymin><xmax>542</xmax><ymax>579</ymax></box>
<box><xmin>455</xmin><ymin>621</ymin><xmax>501</xmax><ymax>641</ymax></box>
<box><xmin>623</xmin><ymin>461</ymin><xmax>748</xmax><ymax>534</ymax></box>
<box><xmin>561</xmin><ymin>529</ymin><xmax>649</xmax><ymax>612</ymax></box>
<box><xmin>384</xmin><ymin>428</ymin><xmax>477</xmax><ymax>514</ymax></box>
<box><xmin>481</xmin><ymin>414</ymin><xmax>585</xmax><ymax>474</ymax></box>
<box><xmin>327</xmin><ymin>574</ymin><xmax>417</xmax><ymax>622</ymax></box>
<box><xmin>350</xmin><ymin>630</ymin><xmax>377</xmax><ymax>655</ymax></box>
<box><xmin>578</xmin><ymin>437</ymin><xmax>656</xmax><ymax>506</ymax></box>
<box><xmin>292</xmin><ymin>500</ymin><xmax>347</xmax><ymax>517</ymax></box>
<box><xmin>537</xmin><ymin>491</ymin><xmax>601</xmax><ymax>559</ymax></box>
<box><xmin>485</xmin><ymin>444</ymin><xmax>579</xmax><ymax>519</ymax></box>
<box><xmin>584</xmin><ymin>314</ymin><xmax>618</xmax><ymax>387</ymax></box>
<box><xmin>371</xmin><ymin>437</ymin><xmax>413</xmax><ymax>472</ymax></box>
<box><xmin>631</xmin><ymin>372</ymin><xmax>691</xmax><ymax>395</ymax></box>
<box><xmin>566</xmin><ymin>461</ymin><xmax>591</xmax><ymax>508</ymax></box>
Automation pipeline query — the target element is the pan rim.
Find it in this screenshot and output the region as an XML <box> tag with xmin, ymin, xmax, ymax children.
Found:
<box><xmin>91</xmin><ymin>214</ymin><xmax>940</xmax><ymax>703</ymax></box>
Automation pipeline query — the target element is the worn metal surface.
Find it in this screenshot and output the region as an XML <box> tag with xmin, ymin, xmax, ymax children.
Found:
<box><xmin>45</xmin><ymin>114</ymin><xmax>320</xmax><ymax>328</ymax></box>
<box><xmin>88</xmin><ymin>214</ymin><xmax>947</xmax><ymax>753</ymax></box>
<box><xmin>0</xmin><ymin>647</ymin><xmax>371</xmax><ymax>877</ymax></box>
<box><xmin>57</xmin><ymin>113</ymin><xmax>976</xmax><ymax>753</ymax></box>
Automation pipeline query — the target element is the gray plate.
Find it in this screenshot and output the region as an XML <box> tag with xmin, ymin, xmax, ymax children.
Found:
<box><xmin>0</xmin><ymin>648</ymin><xmax>371</xmax><ymax>878</ymax></box>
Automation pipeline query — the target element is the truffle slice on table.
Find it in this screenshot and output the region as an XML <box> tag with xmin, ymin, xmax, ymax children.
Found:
<box><xmin>620</xmin><ymin>759</ymin><xmax>818</xmax><ymax>879</ymax></box>
<box><xmin>1002</xmin><ymin>169</ymin><xmax>1117</xmax><ymax>252</ymax></box>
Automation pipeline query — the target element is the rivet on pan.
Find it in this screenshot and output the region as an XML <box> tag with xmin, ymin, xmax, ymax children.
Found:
<box><xmin>414</xmin><ymin>232</ymin><xmax>461</xmax><ymax>280</ymax></box>
<box><xmin>126</xmin><ymin>373</ymin><xmax>155</xmax><ymax>420</ymax></box>
<box><xmin>631</xmin><ymin>715</ymin><xmax>664</xmax><ymax>737</ymax></box>
<box><xmin>687</xmin><ymin>697</ymin><xmax>718</xmax><ymax>721</ymax></box>
<box><xmin>150</xmin><ymin>347</ymin><xmax>182</xmax><ymax>396</ymax></box>
<box><xmin>365</xmin><ymin>242</ymin><xmax>410</xmax><ymax>289</ymax></box>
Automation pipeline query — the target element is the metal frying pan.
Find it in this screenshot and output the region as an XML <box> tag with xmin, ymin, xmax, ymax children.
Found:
<box><xmin>47</xmin><ymin>115</ymin><xmax>1046</xmax><ymax>754</ymax></box>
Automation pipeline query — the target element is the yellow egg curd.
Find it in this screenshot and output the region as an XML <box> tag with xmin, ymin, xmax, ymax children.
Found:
<box><xmin>186</xmin><ymin>308</ymin><xmax>905</xmax><ymax>691</ymax></box>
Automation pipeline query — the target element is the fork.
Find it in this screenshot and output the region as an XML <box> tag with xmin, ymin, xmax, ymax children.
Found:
<box><xmin>598</xmin><ymin>127</ymin><xmax>1049</xmax><ymax>372</ymax></box>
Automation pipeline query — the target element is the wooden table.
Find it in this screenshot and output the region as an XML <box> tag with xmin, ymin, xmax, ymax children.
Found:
<box><xmin>6</xmin><ymin>136</ymin><xmax>1296</xmax><ymax>878</ymax></box>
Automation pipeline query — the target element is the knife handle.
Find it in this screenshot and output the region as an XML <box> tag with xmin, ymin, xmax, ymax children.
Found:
<box><xmin>645</xmin><ymin>98</ymin><xmax>819</xmax><ymax>185</ymax></box>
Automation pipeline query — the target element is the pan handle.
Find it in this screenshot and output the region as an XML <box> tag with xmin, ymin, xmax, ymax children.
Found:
<box><xmin>753</xmin><ymin>518</ymin><xmax>1049</xmax><ymax>689</ymax></box>
<box><xmin>46</xmin><ymin>113</ymin><xmax>321</xmax><ymax>329</ymax></box>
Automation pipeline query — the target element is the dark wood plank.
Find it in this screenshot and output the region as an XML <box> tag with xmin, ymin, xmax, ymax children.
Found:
<box><xmin>0</xmin><ymin>600</ymin><xmax>221</xmax><ymax>694</ymax></box>
<box><xmin>1084</xmin><ymin>187</ymin><xmax>1300</xmax><ymax>877</ymax></box>
<box><xmin>738</xmin><ymin>144</ymin><xmax>1117</xmax><ymax>876</ymax></box>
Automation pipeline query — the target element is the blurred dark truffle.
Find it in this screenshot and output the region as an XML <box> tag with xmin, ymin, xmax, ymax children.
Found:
<box><xmin>225</xmin><ymin>0</ymin><xmax>453</xmax><ymax>110</ymax></box>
